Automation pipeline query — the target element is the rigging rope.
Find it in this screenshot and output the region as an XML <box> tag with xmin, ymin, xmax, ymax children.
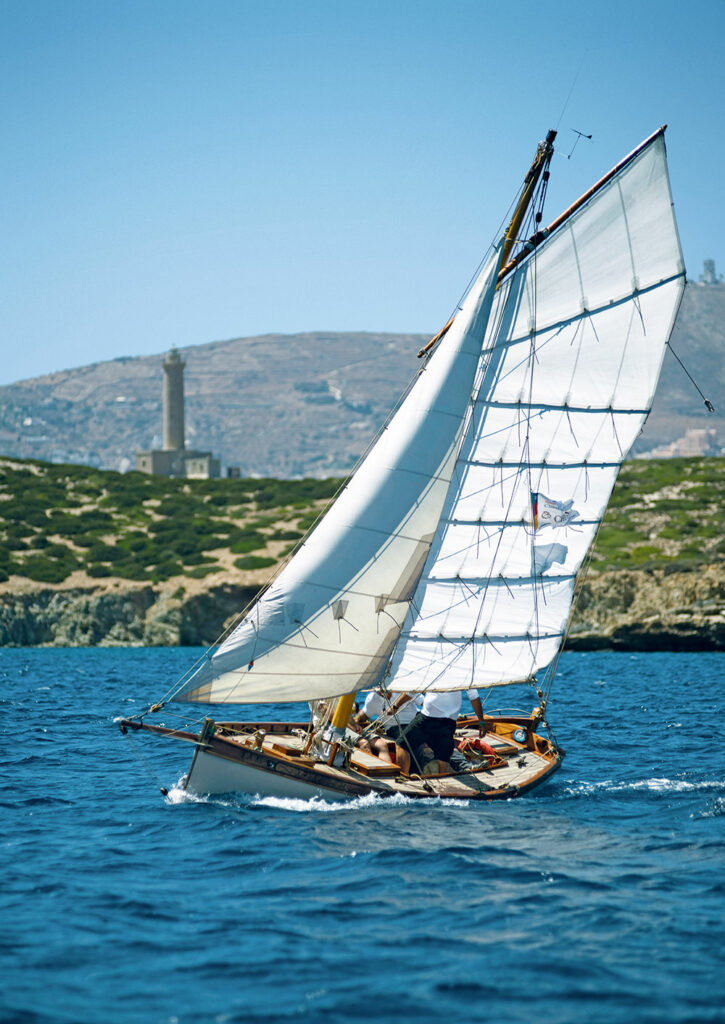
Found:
<box><xmin>122</xmin><ymin>729</ymin><xmax>171</xmax><ymax>796</ymax></box>
<box><xmin>666</xmin><ymin>341</ymin><xmax>716</xmax><ymax>413</ymax></box>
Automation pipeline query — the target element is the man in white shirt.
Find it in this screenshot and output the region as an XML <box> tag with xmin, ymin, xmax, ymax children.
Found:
<box><xmin>350</xmin><ymin>689</ymin><xmax>421</xmax><ymax>770</ymax></box>
<box><xmin>392</xmin><ymin>688</ymin><xmax>484</xmax><ymax>775</ymax></box>
<box><xmin>352</xmin><ymin>689</ymin><xmax>420</xmax><ymax>739</ymax></box>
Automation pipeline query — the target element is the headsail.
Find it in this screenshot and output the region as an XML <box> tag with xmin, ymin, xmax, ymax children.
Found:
<box><xmin>387</xmin><ymin>131</ymin><xmax>685</xmax><ymax>692</ymax></box>
<box><xmin>174</xmin><ymin>247</ymin><xmax>504</xmax><ymax>703</ymax></box>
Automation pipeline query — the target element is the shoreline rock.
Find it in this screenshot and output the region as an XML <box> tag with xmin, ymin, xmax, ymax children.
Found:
<box><xmin>566</xmin><ymin>565</ymin><xmax>725</xmax><ymax>651</ymax></box>
<box><xmin>0</xmin><ymin>583</ymin><xmax>258</xmax><ymax>648</ymax></box>
<box><xmin>0</xmin><ymin>567</ymin><xmax>722</xmax><ymax>650</ymax></box>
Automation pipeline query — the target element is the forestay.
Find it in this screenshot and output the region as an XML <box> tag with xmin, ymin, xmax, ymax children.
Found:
<box><xmin>387</xmin><ymin>132</ymin><xmax>685</xmax><ymax>693</ymax></box>
<box><xmin>174</xmin><ymin>249</ymin><xmax>504</xmax><ymax>703</ymax></box>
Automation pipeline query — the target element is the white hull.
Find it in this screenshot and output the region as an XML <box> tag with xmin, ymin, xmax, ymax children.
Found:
<box><xmin>185</xmin><ymin>747</ymin><xmax>353</xmax><ymax>802</ymax></box>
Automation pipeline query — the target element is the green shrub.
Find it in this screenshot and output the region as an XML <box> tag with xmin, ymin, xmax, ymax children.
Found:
<box><xmin>87</xmin><ymin>564</ymin><xmax>111</xmax><ymax>578</ymax></box>
<box><xmin>87</xmin><ymin>542</ymin><xmax>120</xmax><ymax>562</ymax></box>
<box><xmin>114</xmin><ymin>562</ymin><xmax>150</xmax><ymax>581</ymax></box>
<box><xmin>625</xmin><ymin>545</ymin><xmax>663</xmax><ymax>565</ymax></box>
<box><xmin>4</xmin><ymin>521</ymin><xmax>36</xmax><ymax>539</ymax></box>
<box><xmin>78</xmin><ymin>510</ymin><xmax>114</xmax><ymax>531</ymax></box>
<box><xmin>234</xmin><ymin>555</ymin><xmax>276</xmax><ymax>570</ymax></box>
<box><xmin>149</xmin><ymin>561</ymin><xmax>184</xmax><ymax>582</ymax></box>
<box><xmin>187</xmin><ymin>565</ymin><xmax>220</xmax><ymax>578</ymax></box>
<box><xmin>47</xmin><ymin>511</ymin><xmax>84</xmax><ymax>534</ymax></box>
<box><xmin>172</xmin><ymin>537</ymin><xmax>204</xmax><ymax>556</ymax></box>
<box><xmin>45</xmin><ymin>543</ymin><xmax>77</xmax><ymax>561</ymax></box>
<box><xmin>100</xmin><ymin>490</ymin><xmax>147</xmax><ymax>509</ymax></box>
<box><xmin>229</xmin><ymin>531</ymin><xmax>266</xmax><ymax>554</ymax></box>
<box><xmin>21</xmin><ymin>556</ymin><xmax>71</xmax><ymax>584</ymax></box>
<box><xmin>246</xmin><ymin>514</ymin><xmax>278</xmax><ymax>529</ymax></box>
<box><xmin>21</xmin><ymin>508</ymin><xmax>49</xmax><ymax>528</ymax></box>
<box><xmin>121</xmin><ymin>534</ymin><xmax>149</xmax><ymax>553</ymax></box>
<box><xmin>182</xmin><ymin>553</ymin><xmax>216</xmax><ymax>567</ymax></box>
<box><xmin>73</xmin><ymin>534</ymin><xmax>99</xmax><ymax>548</ymax></box>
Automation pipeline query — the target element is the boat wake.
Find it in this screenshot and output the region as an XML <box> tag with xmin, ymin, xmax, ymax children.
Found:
<box><xmin>250</xmin><ymin>791</ymin><xmax>416</xmax><ymax>813</ymax></box>
<box><xmin>162</xmin><ymin>783</ymin><xmax>472</xmax><ymax>813</ymax></box>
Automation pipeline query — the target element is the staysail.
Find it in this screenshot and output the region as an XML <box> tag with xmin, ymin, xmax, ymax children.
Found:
<box><xmin>174</xmin><ymin>248</ymin><xmax>504</xmax><ymax>703</ymax></box>
<box><xmin>387</xmin><ymin>131</ymin><xmax>685</xmax><ymax>692</ymax></box>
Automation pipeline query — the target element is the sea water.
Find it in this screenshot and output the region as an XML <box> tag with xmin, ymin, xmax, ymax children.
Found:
<box><xmin>1</xmin><ymin>648</ymin><xmax>723</xmax><ymax>1024</ymax></box>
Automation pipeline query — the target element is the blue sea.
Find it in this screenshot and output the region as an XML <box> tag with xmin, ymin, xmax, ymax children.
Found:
<box><xmin>1</xmin><ymin>649</ymin><xmax>724</xmax><ymax>1024</ymax></box>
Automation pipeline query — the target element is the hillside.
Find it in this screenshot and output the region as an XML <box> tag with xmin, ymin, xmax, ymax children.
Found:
<box><xmin>0</xmin><ymin>283</ymin><xmax>722</xmax><ymax>478</ymax></box>
<box><xmin>0</xmin><ymin>331</ymin><xmax>423</xmax><ymax>478</ymax></box>
<box><xmin>0</xmin><ymin>456</ymin><xmax>722</xmax><ymax>648</ymax></box>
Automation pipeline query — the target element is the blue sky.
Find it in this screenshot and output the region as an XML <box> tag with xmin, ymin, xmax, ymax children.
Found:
<box><xmin>3</xmin><ymin>0</ymin><xmax>723</xmax><ymax>386</ymax></box>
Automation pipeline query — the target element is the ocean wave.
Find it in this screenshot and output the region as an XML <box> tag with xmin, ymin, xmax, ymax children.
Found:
<box><xmin>559</xmin><ymin>777</ymin><xmax>725</xmax><ymax>797</ymax></box>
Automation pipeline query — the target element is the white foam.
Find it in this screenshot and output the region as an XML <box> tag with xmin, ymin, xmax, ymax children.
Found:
<box><xmin>563</xmin><ymin>777</ymin><xmax>725</xmax><ymax>797</ymax></box>
<box><xmin>693</xmin><ymin>797</ymin><xmax>725</xmax><ymax>819</ymax></box>
<box><xmin>165</xmin><ymin>781</ymin><xmax>206</xmax><ymax>805</ymax></box>
<box><xmin>164</xmin><ymin>776</ymin><xmax>240</xmax><ymax>808</ymax></box>
<box><xmin>251</xmin><ymin>790</ymin><xmax>420</xmax><ymax>813</ymax></box>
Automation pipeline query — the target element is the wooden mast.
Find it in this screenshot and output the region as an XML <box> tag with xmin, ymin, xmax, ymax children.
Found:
<box><xmin>499</xmin><ymin>128</ymin><xmax>557</xmax><ymax>271</ymax></box>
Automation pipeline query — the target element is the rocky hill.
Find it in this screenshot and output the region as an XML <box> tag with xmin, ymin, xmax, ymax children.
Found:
<box><xmin>0</xmin><ymin>455</ymin><xmax>722</xmax><ymax>649</ymax></box>
<box><xmin>0</xmin><ymin>332</ymin><xmax>423</xmax><ymax>478</ymax></box>
<box><xmin>0</xmin><ymin>283</ymin><xmax>722</xmax><ymax>477</ymax></box>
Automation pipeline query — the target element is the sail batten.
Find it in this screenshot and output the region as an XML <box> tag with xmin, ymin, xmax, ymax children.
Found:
<box><xmin>482</xmin><ymin>402</ymin><xmax>652</xmax><ymax>414</ymax></box>
<box><xmin>397</xmin><ymin>632</ymin><xmax>566</xmax><ymax>644</ymax></box>
<box><xmin>477</xmin><ymin>270</ymin><xmax>685</xmax><ymax>355</ymax></box>
<box><xmin>461</xmin><ymin>459</ymin><xmax>623</xmax><ymax>470</ymax></box>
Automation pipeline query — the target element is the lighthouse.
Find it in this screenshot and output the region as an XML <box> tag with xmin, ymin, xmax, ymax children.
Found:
<box><xmin>163</xmin><ymin>347</ymin><xmax>185</xmax><ymax>451</ymax></box>
<box><xmin>136</xmin><ymin>347</ymin><xmax>220</xmax><ymax>478</ymax></box>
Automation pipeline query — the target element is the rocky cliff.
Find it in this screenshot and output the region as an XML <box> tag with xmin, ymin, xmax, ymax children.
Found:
<box><xmin>569</xmin><ymin>565</ymin><xmax>725</xmax><ymax>650</ymax></box>
<box><xmin>0</xmin><ymin>582</ymin><xmax>258</xmax><ymax>648</ymax></box>
<box><xmin>1</xmin><ymin>567</ymin><xmax>723</xmax><ymax>650</ymax></box>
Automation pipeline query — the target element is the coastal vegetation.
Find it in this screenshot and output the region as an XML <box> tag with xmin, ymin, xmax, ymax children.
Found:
<box><xmin>590</xmin><ymin>456</ymin><xmax>724</xmax><ymax>572</ymax></box>
<box><xmin>0</xmin><ymin>458</ymin><xmax>337</xmax><ymax>586</ymax></box>
<box><xmin>0</xmin><ymin>456</ymin><xmax>723</xmax><ymax>588</ymax></box>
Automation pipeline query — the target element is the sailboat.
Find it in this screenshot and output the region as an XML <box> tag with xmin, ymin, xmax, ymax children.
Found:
<box><xmin>119</xmin><ymin>126</ymin><xmax>685</xmax><ymax>802</ymax></box>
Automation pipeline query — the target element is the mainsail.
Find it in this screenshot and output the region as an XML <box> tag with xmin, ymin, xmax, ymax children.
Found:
<box><xmin>387</xmin><ymin>130</ymin><xmax>685</xmax><ymax>692</ymax></box>
<box><xmin>174</xmin><ymin>128</ymin><xmax>684</xmax><ymax>706</ymax></box>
